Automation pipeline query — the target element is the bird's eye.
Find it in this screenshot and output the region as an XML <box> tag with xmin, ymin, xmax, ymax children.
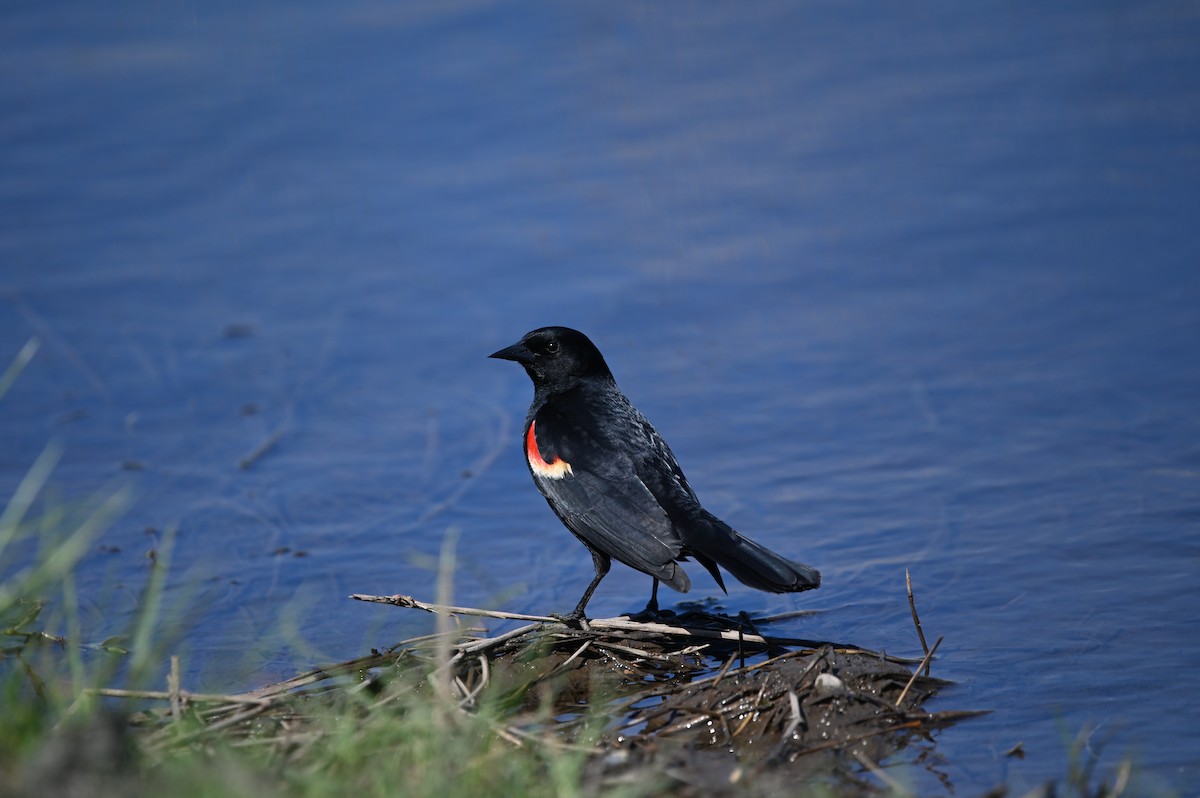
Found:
<box><xmin>545</xmin><ymin>340</ymin><xmax>560</xmax><ymax>354</ymax></box>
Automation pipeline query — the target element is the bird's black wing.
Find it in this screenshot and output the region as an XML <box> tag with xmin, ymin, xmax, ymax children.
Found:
<box><xmin>527</xmin><ymin>401</ymin><xmax>690</xmax><ymax>591</ymax></box>
<box><xmin>626</xmin><ymin>409</ymin><xmax>816</xmax><ymax>595</ymax></box>
<box><xmin>627</xmin><ymin>416</ymin><xmax>704</xmax><ymax>519</ymax></box>
<box><xmin>623</xmin><ymin>413</ymin><xmax>731</xmax><ymax>592</ymax></box>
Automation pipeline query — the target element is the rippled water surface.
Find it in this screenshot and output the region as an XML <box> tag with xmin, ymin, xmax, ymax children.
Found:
<box><xmin>3</xmin><ymin>1</ymin><xmax>1198</xmax><ymax>792</ymax></box>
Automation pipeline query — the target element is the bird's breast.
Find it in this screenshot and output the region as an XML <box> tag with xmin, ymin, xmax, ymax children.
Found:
<box><xmin>525</xmin><ymin>420</ymin><xmax>573</xmax><ymax>479</ymax></box>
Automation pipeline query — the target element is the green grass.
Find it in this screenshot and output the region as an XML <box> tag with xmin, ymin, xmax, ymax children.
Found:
<box><xmin>137</xmin><ymin>684</ymin><xmax>641</xmax><ymax>798</ymax></box>
<box><xmin>0</xmin><ymin>465</ymin><xmax>650</xmax><ymax>798</ymax></box>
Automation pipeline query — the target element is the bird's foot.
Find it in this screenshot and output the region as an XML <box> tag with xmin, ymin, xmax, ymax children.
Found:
<box><xmin>625</xmin><ymin>600</ymin><xmax>673</xmax><ymax>623</ymax></box>
<box><xmin>548</xmin><ymin>611</ymin><xmax>590</xmax><ymax>630</ymax></box>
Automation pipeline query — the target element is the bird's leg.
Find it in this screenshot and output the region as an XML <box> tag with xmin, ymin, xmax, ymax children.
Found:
<box><xmin>624</xmin><ymin>578</ymin><xmax>662</xmax><ymax>621</ymax></box>
<box><xmin>644</xmin><ymin>578</ymin><xmax>660</xmax><ymax>614</ymax></box>
<box><xmin>551</xmin><ymin>550</ymin><xmax>610</xmax><ymax>626</ymax></box>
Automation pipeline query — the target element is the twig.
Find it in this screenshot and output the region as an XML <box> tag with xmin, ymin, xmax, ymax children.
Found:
<box><xmin>588</xmin><ymin>617</ymin><xmax>849</xmax><ymax>654</ymax></box>
<box><xmin>464</xmin><ymin>654</ymin><xmax>490</xmax><ymax>707</ymax></box>
<box><xmin>239</xmin><ymin>649</ymin><xmax>406</xmax><ymax>700</ymax></box>
<box><xmin>149</xmin><ymin>702</ymin><xmax>271</xmax><ymax>751</ymax></box>
<box><xmin>493</xmin><ymin>725</ymin><xmax>526</xmax><ymax>747</ymax></box>
<box><xmin>541</xmin><ymin>639</ymin><xmax>594</xmax><ymax>681</ymax></box>
<box><xmin>709</xmin><ymin>653</ymin><xmax>739</xmax><ymax>693</ymax></box>
<box><xmin>498</xmin><ymin>723</ymin><xmax>601</xmax><ymax>754</ymax></box>
<box><xmin>782</xmin><ymin>648</ymin><xmax>830</xmax><ymax>702</ymax></box>
<box><xmin>788</xmin><ymin>718</ymin><xmax>925</xmax><ymax>757</ymax></box>
<box><xmin>731</xmin><ymin>679</ymin><xmax>770</xmax><ymax>738</ymax></box>
<box><xmin>194</xmin><ymin>702</ymin><xmax>271</xmax><ymax>736</ymax></box>
<box><xmin>591</xmin><ymin>639</ymin><xmax>682</xmax><ymax>664</ymax></box>
<box><xmin>853</xmin><ymin>750</ymin><xmax>909</xmax><ymax>795</ymax></box>
<box><xmin>459</xmin><ymin>623</ymin><xmax>543</xmax><ymax>654</ymax></box>
<box><xmin>351</xmin><ymin>593</ymin><xmax>558</xmax><ymax>623</ymax></box>
<box><xmin>392</xmin><ymin>628</ymin><xmax>486</xmax><ymax>651</ymax></box>
<box><xmin>656</xmin><ymin>706</ymin><xmax>731</xmax><ymax>738</ymax></box>
<box><xmin>895</xmin><ymin>636</ymin><xmax>942</xmax><ymax>708</ymax></box>
<box><xmin>781</xmin><ymin>689</ymin><xmax>803</xmax><ymax>739</ymax></box>
<box><xmin>91</xmin><ymin>687</ymin><xmax>271</xmax><ymax>707</ymax></box>
<box><xmin>906</xmin><ymin>569</ymin><xmax>930</xmax><ymax>674</ymax></box>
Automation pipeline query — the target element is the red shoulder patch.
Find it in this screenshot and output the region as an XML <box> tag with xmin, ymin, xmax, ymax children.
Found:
<box><xmin>525</xmin><ymin>420</ymin><xmax>573</xmax><ymax>479</ymax></box>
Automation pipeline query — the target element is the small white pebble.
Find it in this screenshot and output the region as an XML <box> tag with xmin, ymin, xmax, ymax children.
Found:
<box><xmin>814</xmin><ymin>673</ymin><xmax>845</xmax><ymax>696</ymax></box>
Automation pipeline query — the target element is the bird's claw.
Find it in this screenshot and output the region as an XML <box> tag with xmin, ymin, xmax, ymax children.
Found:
<box><xmin>626</xmin><ymin>603</ymin><xmax>673</xmax><ymax>623</ymax></box>
<box><xmin>549</xmin><ymin>611</ymin><xmax>590</xmax><ymax>630</ymax></box>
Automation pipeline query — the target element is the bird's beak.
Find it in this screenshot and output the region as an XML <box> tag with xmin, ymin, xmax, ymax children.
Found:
<box><xmin>489</xmin><ymin>341</ymin><xmax>534</xmax><ymax>364</ymax></box>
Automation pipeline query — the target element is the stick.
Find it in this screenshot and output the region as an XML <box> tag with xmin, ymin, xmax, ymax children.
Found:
<box><xmin>853</xmin><ymin>750</ymin><xmax>907</xmax><ymax>794</ymax></box>
<box><xmin>905</xmin><ymin>569</ymin><xmax>930</xmax><ymax>673</ymax></box>
<box><xmin>91</xmin><ymin>688</ymin><xmax>271</xmax><ymax>706</ymax></box>
<box><xmin>587</xmin><ymin>616</ymin><xmax>827</xmax><ymax>650</ymax></box>
<box><xmin>895</xmin><ymin>635</ymin><xmax>942</xmax><ymax>707</ymax></box>
<box><xmin>459</xmin><ymin>623</ymin><xmax>543</xmax><ymax>654</ymax></box>
<box><xmin>351</xmin><ymin>593</ymin><xmax>557</xmax><ymax>623</ymax></box>
<box><xmin>542</xmin><ymin>639</ymin><xmax>593</xmax><ymax>681</ymax></box>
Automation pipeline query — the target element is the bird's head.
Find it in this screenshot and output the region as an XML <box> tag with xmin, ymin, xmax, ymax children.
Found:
<box><xmin>489</xmin><ymin>326</ymin><xmax>613</xmax><ymax>392</ymax></box>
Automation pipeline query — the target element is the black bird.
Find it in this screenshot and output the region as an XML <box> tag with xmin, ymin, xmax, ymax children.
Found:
<box><xmin>490</xmin><ymin>326</ymin><xmax>820</xmax><ymax>621</ymax></box>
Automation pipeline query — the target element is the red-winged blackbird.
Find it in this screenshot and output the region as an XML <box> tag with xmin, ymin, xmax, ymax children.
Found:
<box><xmin>491</xmin><ymin>326</ymin><xmax>820</xmax><ymax>621</ymax></box>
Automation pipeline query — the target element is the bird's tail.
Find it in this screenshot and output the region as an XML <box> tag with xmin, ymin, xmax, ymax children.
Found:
<box><xmin>693</xmin><ymin>514</ymin><xmax>821</xmax><ymax>594</ymax></box>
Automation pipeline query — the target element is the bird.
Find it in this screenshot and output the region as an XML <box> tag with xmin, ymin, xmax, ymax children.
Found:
<box><xmin>490</xmin><ymin>326</ymin><xmax>820</xmax><ymax>621</ymax></box>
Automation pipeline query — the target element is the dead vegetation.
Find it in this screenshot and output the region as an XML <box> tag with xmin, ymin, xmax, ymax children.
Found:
<box><xmin>84</xmin><ymin>574</ymin><xmax>980</xmax><ymax>795</ymax></box>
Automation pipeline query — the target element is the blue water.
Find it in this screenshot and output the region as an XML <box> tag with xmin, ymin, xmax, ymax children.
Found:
<box><xmin>2</xmin><ymin>1</ymin><xmax>1198</xmax><ymax>793</ymax></box>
